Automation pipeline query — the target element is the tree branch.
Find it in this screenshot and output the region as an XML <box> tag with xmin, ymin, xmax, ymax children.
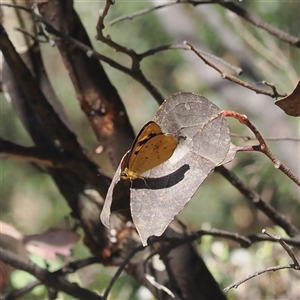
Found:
<box><xmin>0</xmin><ymin>139</ymin><xmax>67</xmax><ymax>167</ymax></box>
<box><xmin>1</xmin><ymin>3</ymin><xmax>164</xmax><ymax>105</ymax></box>
<box><xmin>109</xmin><ymin>0</ymin><xmax>235</xmax><ymax>26</ymax></box>
<box><xmin>148</xmin><ymin>228</ymin><xmax>300</xmax><ymax>249</ymax></box>
<box><xmin>2</xmin><ymin>280</ymin><xmax>41</xmax><ymax>300</ymax></box>
<box><xmin>0</xmin><ymin>23</ymin><xmax>108</xmax><ymax>198</ymax></box>
<box><xmin>215</xmin><ymin>166</ymin><xmax>300</xmax><ymax>237</ymax></box>
<box><xmin>95</xmin><ymin>1</ymin><xmax>165</xmax><ymax>102</ymax></box>
<box><xmin>0</xmin><ymin>247</ymin><xmax>102</xmax><ymax>300</ymax></box>
<box><xmin>108</xmin><ymin>1</ymin><xmax>300</xmax><ymax>50</ymax></box>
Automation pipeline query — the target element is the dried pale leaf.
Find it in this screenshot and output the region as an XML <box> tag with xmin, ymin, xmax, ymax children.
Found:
<box><xmin>23</xmin><ymin>228</ymin><xmax>80</xmax><ymax>260</ymax></box>
<box><xmin>101</xmin><ymin>92</ymin><xmax>237</xmax><ymax>246</ymax></box>
<box><xmin>100</xmin><ymin>151</ymin><xmax>131</xmax><ymax>227</ymax></box>
<box><xmin>131</xmin><ymin>92</ymin><xmax>236</xmax><ymax>245</ymax></box>
<box><xmin>0</xmin><ymin>221</ymin><xmax>24</xmax><ymax>240</ymax></box>
<box><xmin>275</xmin><ymin>79</ymin><xmax>300</xmax><ymax>117</ymax></box>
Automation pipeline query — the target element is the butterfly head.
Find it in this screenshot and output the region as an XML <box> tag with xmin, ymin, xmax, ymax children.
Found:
<box><xmin>120</xmin><ymin>167</ymin><xmax>140</xmax><ymax>181</ymax></box>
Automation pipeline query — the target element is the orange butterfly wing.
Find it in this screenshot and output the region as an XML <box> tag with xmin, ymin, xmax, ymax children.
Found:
<box><xmin>121</xmin><ymin>122</ymin><xmax>177</xmax><ymax>180</ymax></box>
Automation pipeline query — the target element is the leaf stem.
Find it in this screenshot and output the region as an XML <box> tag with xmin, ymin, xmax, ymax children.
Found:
<box><xmin>223</xmin><ymin>110</ymin><xmax>300</xmax><ymax>186</ymax></box>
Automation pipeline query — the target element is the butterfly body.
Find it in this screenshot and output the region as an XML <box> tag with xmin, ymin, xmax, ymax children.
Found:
<box><xmin>120</xmin><ymin>121</ymin><xmax>177</xmax><ymax>181</ymax></box>
<box><xmin>121</xmin><ymin>167</ymin><xmax>140</xmax><ymax>180</ymax></box>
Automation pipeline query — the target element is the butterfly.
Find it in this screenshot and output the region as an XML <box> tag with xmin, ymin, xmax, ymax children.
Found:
<box><xmin>120</xmin><ymin>121</ymin><xmax>178</xmax><ymax>181</ymax></box>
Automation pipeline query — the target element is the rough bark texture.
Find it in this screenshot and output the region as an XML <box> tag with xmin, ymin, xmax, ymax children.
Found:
<box><xmin>38</xmin><ymin>0</ymin><xmax>134</xmax><ymax>168</ymax></box>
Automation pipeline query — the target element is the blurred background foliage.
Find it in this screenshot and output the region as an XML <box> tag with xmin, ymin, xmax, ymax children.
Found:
<box><xmin>1</xmin><ymin>1</ymin><xmax>299</xmax><ymax>299</ymax></box>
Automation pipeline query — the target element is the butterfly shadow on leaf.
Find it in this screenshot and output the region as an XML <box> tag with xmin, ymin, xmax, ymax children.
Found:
<box><xmin>131</xmin><ymin>164</ymin><xmax>190</xmax><ymax>190</ymax></box>
<box><xmin>109</xmin><ymin>164</ymin><xmax>190</xmax><ymax>216</ymax></box>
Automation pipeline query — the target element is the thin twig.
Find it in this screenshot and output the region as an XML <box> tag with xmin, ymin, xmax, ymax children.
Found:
<box><xmin>174</xmin><ymin>229</ymin><xmax>252</xmax><ymax>248</ymax></box>
<box><xmin>15</xmin><ymin>27</ymin><xmax>48</xmax><ymax>43</ymax></box>
<box><xmin>223</xmin><ymin>264</ymin><xmax>295</xmax><ymax>293</ymax></box>
<box><xmin>143</xmin><ymin>249</ymin><xmax>160</xmax><ymax>275</ymax></box>
<box><xmin>230</xmin><ymin>133</ymin><xmax>300</xmax><ymax>142</ymax></box>
<box><xmin>149</xmin><ymin>229</ymin><xmax>300</xmax><ymax>249</ymax></box>
<box><xmin>109</xmin><ymin>0</ymin><xmax>234</xmax><ymax>26</ymax></box>
<box><xmin>90</xmin><ymin>227</ymin><xmax>300</xmax><ymax>297</ymax></box>
<box><xmin>261</xmin><ymin>81</ymin><xmax>282</xmax><ymax>95</ymax></box>
<box><xmin>1</xmin><ymin>2</ymin><xmax>165</xmax><ymax>104</ymax></box>
<box><xmin>185</xmin><ymin>41</ymin><xmax>285</xmax><ymax>98</ymax></box>
<box><xmin>197</xmin><ymin>48</ymin><xmax>243</xmax><ymax>75</ymax></box>
<box><xmin>99</xmin><ymin>2</ymin><xmax>240</xmax><ymax>77</ymax></box>
<box><xmin>0</xmin><ymin>2</ymin><xmax>32</xmax><ymax>12</ymax></box>
<box><xmin>190</xmin><ymin>229</ymin><xmax>248</xmax><ymax>248</ymax></box>
<box><xmin>139</xmin><ymin>43</ymin><xmax>243</xmax><ymax>75</ymax></box>
<box><xmin>247</xmin><ymin>234</ymin><xmax>300</xmax><ymax>248</ymax></box>
<box><xmin>139</xmin><ymin>43</ymin><xmax>189</xmax><ymax>59</ymax></box>
<box><xmin>144</xmin><ymin>228</ymin><xmax>300</xmax><ymax>296</ymax></box>
<box><xmin>220</xmin><ymin>3</ymin><xmax>300</xmax><ymax>49</ymax></box>
<box><xmin>262</xmin><ymin>229</ymin><xmax>300</xmax><ymax>269</ymax></box>
<box><xmin>224</xmin><ymin>229</ymin><xmax>300</xmax><ymax>293</ymax></box>
<box><xmin>215</xmin><ymin>166</ymin><xmax>300</xmax><ymax>237</ymax></box>
<box><xmin>102</xmin><ymin>245</ymin><xmax>145</xmax><ymax>300</ymax></box>
<box><xmin>97</xmin><ymin>0</ymin><xmax>114</xmax><ymax>31</ymax></box>
<box><xmin>109</xmin><ymin>1</ymin><xmax>180</xmax><ymax>26</ymax></box>
<box><xmin>57</xmin><ymin>257</ymin><xmax>103</xmax><ymax>275</ymax></box>
<box><xmin>96</xmin><ymin>0</ymin><xmax>140</xmax><ymax>70</ymax></box>
<box><xmin>143</xmin><ymin>249</ymin><xmax>175</xmax><ymax>297</ymax></box>
<box><xmin>108</xmin><ymin>1</ymin><xmax>300</xmax><ymax>50</ymax></box>
<box><xmin>223</xmin><ymin>111</ymin><xmax>300</xmax><ymax>186</ymax></box>
<box><xmin>36</xmin><ymin>21</ymin><xmax>54</xmax><ymax>45</ymax></box>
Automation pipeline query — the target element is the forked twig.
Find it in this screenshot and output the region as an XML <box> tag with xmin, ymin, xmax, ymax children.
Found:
<box><xmin>1</xmin><ymin>2</ymin><xmax>165</xmax><ymax>104</ymax></box>
<box><xmin>223</xmin><ymin>111</ymin><xmax>300</xmax><ymax>186</ymax></box>
<box><xmin>224</xmin><ymin>229</ymin><xmax>300</xmax><ymax>293</ymax></box>
<box><xmin>262</xmin><ymin>229</ymin><xmax>300</xmax><ymax>268</ymax></box>
<box><xmin>103</xmin><ymin>242</ymin><xmax>175</xmax><ymax>299</ymax></box>
<box><xmin>96</xmin><ymin>0</ymin><xmax>141</xmax><ymax>70</ymax></box>
<box><xmin>185</xmin><ymin>41</ymin><xmax>285</xmax><ymax>98</ymax></box>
